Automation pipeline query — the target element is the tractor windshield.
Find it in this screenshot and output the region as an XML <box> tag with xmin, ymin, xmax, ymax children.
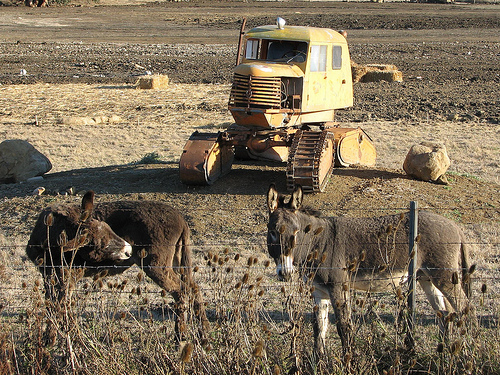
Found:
<box><xmin>245</xmin><ymin>39</ymin><xmax>308</xmax><ymax>63</ymax></box>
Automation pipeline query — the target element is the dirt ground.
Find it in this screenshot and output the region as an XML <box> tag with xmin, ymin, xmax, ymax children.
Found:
<box><xmin>0</xmin><ymin>1</ymin><xmax>499</xmax><ymax>314</ymax></box>
<box><xmin>1</xmin><ymin>1</ymin><xmax>499</xmax><ymax>124</ymax></box>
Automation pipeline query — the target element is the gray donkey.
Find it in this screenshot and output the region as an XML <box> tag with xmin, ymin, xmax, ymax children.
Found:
<box><xmin>266</xmin><ymin>184</ymin><xmax>473</xmax><ymax>355</ymax></box>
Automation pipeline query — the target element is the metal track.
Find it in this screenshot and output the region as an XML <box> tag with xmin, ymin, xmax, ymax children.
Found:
<box><xmin>286</xmin><ymin>130</ymin><xmax>335</xmax><ymax>193</ymax></box>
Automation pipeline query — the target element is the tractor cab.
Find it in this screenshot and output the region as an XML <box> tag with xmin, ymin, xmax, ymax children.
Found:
<box><xmin>229</xmin><ymin>18</ymin><xmax>353</xmax><ymax>129</ymax></box>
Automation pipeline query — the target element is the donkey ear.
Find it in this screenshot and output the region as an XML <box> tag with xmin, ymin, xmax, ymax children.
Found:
<box><xmin>80</xmin><ymin>191</ymin><xmax>95</xmax><ymax>222</ymax></box>
<box><xmin>267</xmin><ymin>184</ymin><xmax>279</xmax><ymax>212</ymax></box>
<box><xmin>290</xmin><ymin>185</ymin><xmax>303</xmax><ymax>211</ymax></box>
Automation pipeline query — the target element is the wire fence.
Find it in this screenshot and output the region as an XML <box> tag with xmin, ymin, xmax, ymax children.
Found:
<box><xmin>0</xmin><ymin>203</ymin><xmax>498</xmax><ymax>320</ymax></box>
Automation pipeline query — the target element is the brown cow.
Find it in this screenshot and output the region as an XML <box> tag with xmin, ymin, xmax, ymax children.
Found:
<box><xmin>27</xmin><ymin>191</ymin><xmax>208</xmax><ymax>340</ymax></box>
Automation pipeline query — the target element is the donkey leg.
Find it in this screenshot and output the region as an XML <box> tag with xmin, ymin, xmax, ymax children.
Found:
<box><xmin>174</xmin><ymin>232</ymin><xmax>209</xmax><ymax>337</ymax></box>
<box><xmin>330</xmin><ymin>287</ymin><xmax>353</xmax><ymax>360</ymax></box>
<box><xmin>312</xmin><ymin>291</ymin><xmax>331</xmax><ymax>356</ymax></box>
<box><xmin>145</xmin><ymin>268</ymin><xmax>187</xmax><ymax>343</ymax></box>
<box><xmin>164</xmin><ymin>282</ymin><xmax>188</xmax><ymax>344</ymax></box>
<box><xmin>418</xmin><ymin>275</ymin><xmax>449</xmax><ymax>337</ymax></box>
<box><xmin>433</xmin><ymin>271</ymin><xmax>472</xmax><ymax>334</ymax></box>
<box><xmin>433</xmin><ymin>273</ymin><xmax>469</xmax><ymax>313</ymax></box>
<box><xmin>193</xmin><ymin>288</ymin><xmax>209</xmax><ymax>333</ymax></box>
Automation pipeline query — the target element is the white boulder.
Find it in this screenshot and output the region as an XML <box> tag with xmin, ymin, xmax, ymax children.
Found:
<box><xmin>403</xmin><ymin>141</ymin><xmax>450</xmax><ymax>185</ymax></box>
<box><xmin>0</xmin><ymin>140</ymin><xmax>52</xmax><ymax>183</ymax></box>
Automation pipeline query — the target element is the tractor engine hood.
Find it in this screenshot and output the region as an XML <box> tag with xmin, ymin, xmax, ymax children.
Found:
<box><xmin>234</xmin><ymin>62</ymin><xmax>304</xmax><ymax>78</ymax></box>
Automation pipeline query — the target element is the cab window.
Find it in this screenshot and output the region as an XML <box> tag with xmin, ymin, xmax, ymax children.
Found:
<box><xmin>310</xmin><ymin>45</ymin><xmax>327</xmax><ymax>72</ymax></box>
<box><xmin>332</xmin><ymin>45</ymin><xmax>342</xmax><ymax>70</ymax></box>
<box><xmin>245</xmin><ymin>39</ymin><xmax>260</xmax><ymax>59</ymax></box>
<box><xmin>266</xmin><ymin>40</ymin><xmax>308</xmax><ymax>62</ymax></box>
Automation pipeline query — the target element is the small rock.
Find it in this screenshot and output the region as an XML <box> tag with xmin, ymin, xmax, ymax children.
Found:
<box><xmin>32</xmin><ymin>187</ymin><xmax>45</xmax><ymax>196</ymax></box>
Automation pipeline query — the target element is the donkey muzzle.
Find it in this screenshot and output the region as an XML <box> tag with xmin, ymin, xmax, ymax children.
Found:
<box><xmin>115</xmin><ymin>241</ymin><xmax>133</xmax><ymax>260</ymax></box>
<box><xmin>276</xmin><ymin>255</ymin><xmax>294</xmax><ymax>281</ymax></box>
<box><xmin>122</xmin><ymin>242</ymin><xmax>133</xmax><ymax>259</ymax></box>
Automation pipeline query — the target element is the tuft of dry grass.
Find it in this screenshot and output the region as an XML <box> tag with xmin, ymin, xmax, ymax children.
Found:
<box><xmin>2</xmin><ymin>245</ymin><xmax>500</xmax><ymax>374</ymax></box>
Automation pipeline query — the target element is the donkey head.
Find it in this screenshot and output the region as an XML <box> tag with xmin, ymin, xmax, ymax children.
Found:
<box><xmin>46</xmin><ymin>191</ymin><xmax>133</xmax><ymax>263</ymax></box>
<box><xmin>266</xmin><ymin>184</ymin><xmax>304</xmax><ymax>280</ymax></box>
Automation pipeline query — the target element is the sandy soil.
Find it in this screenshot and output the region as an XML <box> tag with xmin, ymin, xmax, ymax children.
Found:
<box><xmin>0</xmin><ymin>1</ymin><xmax>499</xmax><ymax>317</ymax></box>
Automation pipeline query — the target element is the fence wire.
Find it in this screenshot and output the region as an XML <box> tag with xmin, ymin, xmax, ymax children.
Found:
<box><xmin>1</xmin><ymin>204</ymin><xmax>498</xmax><ymax>320</ymax></box>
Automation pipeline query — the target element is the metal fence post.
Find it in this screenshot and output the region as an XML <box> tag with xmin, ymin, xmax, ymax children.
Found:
<box><xmin>406</xmin><ymin>201</ymin><xmax>418</xmax><ymax>349</ymax></box>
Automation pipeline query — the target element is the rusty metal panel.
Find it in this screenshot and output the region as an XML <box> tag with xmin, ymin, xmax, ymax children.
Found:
<box><xmin>179</xmin><ymin>132</ymin><xmax>234</xmax><ymax>185</ymax></box>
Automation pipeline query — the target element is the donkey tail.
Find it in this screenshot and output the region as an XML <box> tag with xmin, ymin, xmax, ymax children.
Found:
<box><xmin>460</xmin><ymin>231</ymin><xmax>473</xmax><ymax>299</ymax></box>
<box><xmin>179</xmin><ymin>225</ymin><xmax>193</xmax><ymax>285</ymax></box>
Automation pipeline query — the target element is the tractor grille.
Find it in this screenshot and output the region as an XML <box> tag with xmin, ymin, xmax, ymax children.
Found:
<box><xmin>229</xmin><ymin>73</ymin><xmax>281</xmax><ymax>109</ymax></box>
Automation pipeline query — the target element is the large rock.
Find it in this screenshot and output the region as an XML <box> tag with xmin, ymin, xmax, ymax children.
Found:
<box><xmin>403</xmin><ymin>141</ymin><xmax>450</xmax><ymax>185</ymax></box>
<box><xmin>0</xmin><ymin>140</ymin><xmax>52</xmax><ymax>183</ymax></box>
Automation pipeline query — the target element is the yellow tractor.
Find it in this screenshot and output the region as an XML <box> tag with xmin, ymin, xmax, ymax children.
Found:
<box><xmin>180</xmin><ymin>18</ymin><xmax>376</xmax><ymax>193</ymax></box>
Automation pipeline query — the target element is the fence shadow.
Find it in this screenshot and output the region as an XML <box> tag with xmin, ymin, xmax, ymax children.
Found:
<box><xmin>0</xmin><ymin>162</ymin><xmax>412</xmax><ymax>199</ymax></box>
<box><xmin>332</xmin><ymin>166</ymin><xmax>406</xmax><ymax>181</ymax></box>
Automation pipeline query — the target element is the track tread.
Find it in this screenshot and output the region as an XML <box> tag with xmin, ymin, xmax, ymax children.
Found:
<box><xmin>286</xmin><ymin>129</ymin><xmax>335</xmax><ymax>193</ymax></box>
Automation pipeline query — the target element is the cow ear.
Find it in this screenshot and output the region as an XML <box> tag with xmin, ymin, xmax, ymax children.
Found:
<box><xmin>267</xmin><ymin>184</ymin><xmax>279</xmax><ymax>213</ymax></box>
<box><xmin>80</xmin><ymin>191</ymin><xmax>95</xmax><ymax>222</ymax></box>
<box><xmin>290</xmin><ymin>185</ymin><xmax>303</xmax><ymax>211</ymax></box>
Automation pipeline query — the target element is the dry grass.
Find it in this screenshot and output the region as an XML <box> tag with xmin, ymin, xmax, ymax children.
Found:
<box><xmin>2</xmin><ymin>247</ymin><xmax>499</xmax><ymax>374</ymax></box>
<box><xmin>0</xmin><ymin>82</ymin><xmax>499</xmax><ymax>374</ymax></box>
<box><xmin>0</xmin><ymin>83</ymin><xmax>231</xmax><ymax>173</ymax></box>
<box><xmin>1</xmin><ymin>83</ymin><xmax>498</xmax><ymax>184</ymax></box>
<box><xmin>1</xmin><ymin>221</ymin><xmax>499</xmax><ymax>374</ymax></box>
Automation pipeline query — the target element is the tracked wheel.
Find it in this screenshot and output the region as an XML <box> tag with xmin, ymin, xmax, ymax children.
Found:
<box><xmin>179</xmin><ymin>132</ymin><xmax>234</xmax><ymax>185</ymax></box>
<box><xmin>331</xmin><ymin>127</ymin><xmax>376</xmax><ymax>167</ymax></box>
<box><xmin>286</xmin><ymin>130</ymin><xmax>335</xmax><ymax>193</ymax></box>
